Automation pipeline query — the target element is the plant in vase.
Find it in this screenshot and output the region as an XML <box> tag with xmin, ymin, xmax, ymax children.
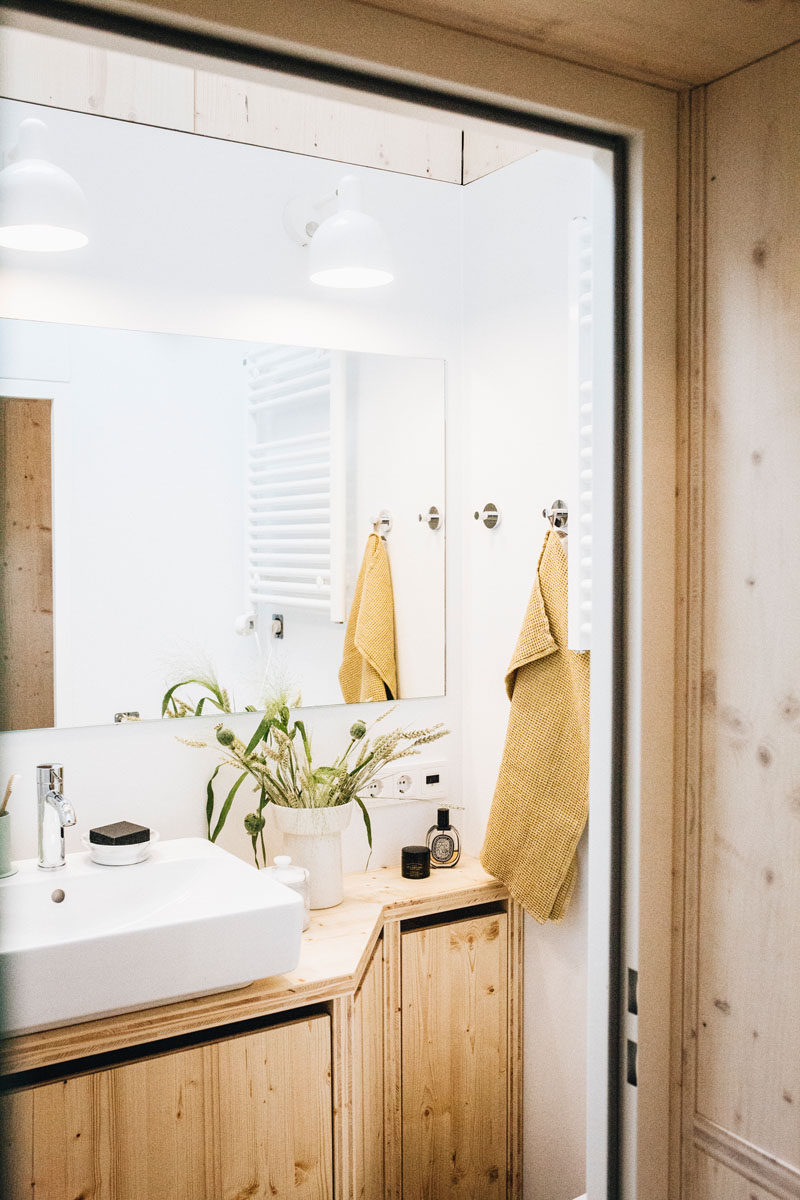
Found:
<box><xmin>182</xmin><ymin>706</ymin><xmax>448</xmax><ymax>908</ymax></box>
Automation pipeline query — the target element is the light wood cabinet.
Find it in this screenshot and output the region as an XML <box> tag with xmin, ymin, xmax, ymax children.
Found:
<box><xmin>1</xmin><ymin>872</ymin><xmax>521</xmax><ymax>1200</ymax></box>
<box><xmin>1</xmin><ymin>1012</ymin><xmax>332</xmax><ymax>1200</ymax></box>
<box><xmin>401</xmin><ymin>910</ymin><xmax>509</xmax><ymax>1198</ymax></box>
<box><xmin>353</xmin><ymin>940</ymin><xmax>385</xmax><ymax>1200</ymax></box>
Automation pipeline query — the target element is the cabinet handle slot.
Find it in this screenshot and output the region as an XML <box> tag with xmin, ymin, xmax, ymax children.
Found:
<box><xmin>400</xmin><ymin>899</ymin><xmax>506</xmax><ymax>933</ymax></box>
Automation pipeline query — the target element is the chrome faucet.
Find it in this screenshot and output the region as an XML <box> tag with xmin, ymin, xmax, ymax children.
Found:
<box><xmin>36</xmin><ymin>764</ymin><xmax>76</xmax><ymax>870</ymax></box>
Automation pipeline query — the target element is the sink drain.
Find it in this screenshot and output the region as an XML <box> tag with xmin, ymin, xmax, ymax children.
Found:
<box><xmin>50</xmin><ymin>888</ymin><xmax>66</xmax><ymax>904</ymax></box>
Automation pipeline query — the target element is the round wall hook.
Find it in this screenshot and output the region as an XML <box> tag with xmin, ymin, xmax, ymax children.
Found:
<box><xmin>543</xmin><ymin>498</ymin><xmax>568</xmax><ymax>534</ymax></box>
<box><xmin>474</xmin><ymin>503</ymin><xmax>500</xmax><ymax>529</ymax></box>
<box><xmin>418</xmin><ymin>505</ymin><xmax>441</xmax><ymax>530</ymax></box>
<box><xmin>372</xmin><ymin>509</ymin><xmax>392</xmax><ymax>538</ymax></box>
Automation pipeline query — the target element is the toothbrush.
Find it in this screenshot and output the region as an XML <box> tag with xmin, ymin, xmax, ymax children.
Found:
<box><xmin>0</xmin><ymin>773</ymin><xmax>20</xmax><ymax>815</ymax></box>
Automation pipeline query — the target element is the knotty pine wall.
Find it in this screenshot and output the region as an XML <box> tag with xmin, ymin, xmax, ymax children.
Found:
<box><xmin>674</xmin><ymin>41</ymin><xmax>800</xmax><ymax>1200</ymax></box>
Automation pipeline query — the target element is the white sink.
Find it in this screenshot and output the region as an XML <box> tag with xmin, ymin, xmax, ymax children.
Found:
<box><xmin>0</xmin><ymin>837</ymin><xmax>303</xmax><ymax>1036</ymax></box>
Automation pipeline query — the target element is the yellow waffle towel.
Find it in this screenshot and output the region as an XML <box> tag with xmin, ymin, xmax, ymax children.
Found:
<box><xmin>480</xmin><ymin>530</ymin><xmax>590</xmax><ymax>923</ymax></box>
<box><xmin>339</xmin><ymin>533</ymin><xmax>398</xmax><ymax>703</ymax></box>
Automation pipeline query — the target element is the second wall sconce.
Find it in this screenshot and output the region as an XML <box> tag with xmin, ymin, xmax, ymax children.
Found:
<box><xmin>284</xmin><ymin>173</ymin><xmax>394</xmax><ymax>289</ymax></box>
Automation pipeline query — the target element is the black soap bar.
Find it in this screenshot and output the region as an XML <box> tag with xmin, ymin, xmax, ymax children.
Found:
<box><xmin>89</xmin><ymin>820</ymin><xmax>150</xmax><ymax>846</ymax></box>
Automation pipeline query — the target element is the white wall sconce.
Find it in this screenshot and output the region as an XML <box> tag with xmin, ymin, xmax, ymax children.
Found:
<box><xmin>284</xmin><ymin>173</ymin><xmax>393</xmax><ymax>289</ymax></box>
<box><xmin>0</xmin><ymin>117</ymin><xmax>89</xmax><ymax>252</ymax></box>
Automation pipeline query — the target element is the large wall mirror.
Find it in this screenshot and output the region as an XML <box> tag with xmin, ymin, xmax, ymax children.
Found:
<box><xmin>0</xmin><ymin>318</ymin><xmax>445</xmax><ymax>731</ymax></box>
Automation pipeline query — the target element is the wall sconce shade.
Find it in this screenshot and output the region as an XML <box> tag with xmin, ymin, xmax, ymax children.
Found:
<box><xmin>0</xmin><ymin>118</ymin><xmax>89</xmax><ymax>252</ymax></box>
<box><xmin>308</xmin><ymin>174</ymin><xmax>393</xmax><ymax>289</ymax></box>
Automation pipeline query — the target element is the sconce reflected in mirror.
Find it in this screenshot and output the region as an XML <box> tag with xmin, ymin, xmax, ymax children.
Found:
<box><xmin>284</xmin><ymin>173</ymin><xmax>394</xmax><ymax>289</ymax></box>
<box><xmin>0</xmin><ymin>118</ymin><xmax>89</xmax><ymax>252</ymax></box>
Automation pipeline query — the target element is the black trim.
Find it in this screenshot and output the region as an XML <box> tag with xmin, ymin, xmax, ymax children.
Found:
<box><xmin>1</xmin><ymin>4</ymin><xmax>629</xmax><ymax>1190</ymax></box>
<box><xmin>608</xmin><ymin>134</ymin><xmax>629</xmax><ymax>1200</ymax></box>
<box><xmin>0</xmin><ymin>1002</ymin><xmax>330</xmax><ymax>1093</ymax></box>
<box><xmin>401</xmin><ymin>899</ymin><xmax>507</xmax><ymax>933</ymax></box>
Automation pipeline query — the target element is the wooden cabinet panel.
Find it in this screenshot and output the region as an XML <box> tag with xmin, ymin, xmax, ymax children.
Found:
<box><xmin>354</xmin><ymin>940</ymin><xmax>384</xmax><ymax>1200</ymax></box>
<box><xmin>401</xmin><ymin>912</ymin><xmax>508</xmax><ymax>1198</ymax></box>
<box><xmin>1</xmin><ymin>1013</ymin><xmax>332</xmax><ymax>1199</ymax></box>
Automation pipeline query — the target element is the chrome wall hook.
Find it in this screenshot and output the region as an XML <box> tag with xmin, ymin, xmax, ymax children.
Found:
<box><xmin>475</xmin><ymin>503</ymin><xmax>500</xmax><ymax>529</ymax></box>
<box><xmin>372</xmin><ymin>510</ymin><xmax>392</xmax><ymax>539</ymax></box>
<box><xmin>543</xmin><ymin>499</ymin><xmax>568</xmax><ymax>535</ymax></box>
<box><xmin>418</xmin><ymin>506</ymin><xmax>442</xmax><ymax>530</ymax></box>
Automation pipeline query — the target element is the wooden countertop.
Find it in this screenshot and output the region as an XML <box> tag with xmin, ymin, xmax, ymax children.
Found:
<box><xmin>1</xmin><ymin>856</ymin><xmax>505</xmax><ymax>1077</ymax></box>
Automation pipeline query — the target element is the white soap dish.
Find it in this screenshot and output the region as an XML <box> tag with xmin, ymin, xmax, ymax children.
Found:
<box><xmin>82</xmin><ymin>829</ymin><xmax>159</xmax><ymax>866</ymax></box>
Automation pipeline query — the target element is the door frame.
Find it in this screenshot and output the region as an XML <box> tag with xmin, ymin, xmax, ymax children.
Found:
<box><xmin>0</xmin><ymin>5</ymin><xmax>678</xmax><ymax>1196</ymax></box>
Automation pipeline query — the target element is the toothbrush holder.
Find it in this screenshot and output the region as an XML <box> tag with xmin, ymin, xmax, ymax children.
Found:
<box><xmin>0</xmin><ymin>810</ymin><xmax>18</xmax><ymax>878</ymax></box>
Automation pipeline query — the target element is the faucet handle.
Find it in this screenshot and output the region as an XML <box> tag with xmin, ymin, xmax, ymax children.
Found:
<box><xmin>47</xmin><ymin>792</ymin><xmax>76</xmax><ymax>827</ymax></box>
<box><xmin>37</xmin><ymin>763</ymin><xmax>64</xmax><ymax>793</ymax></box>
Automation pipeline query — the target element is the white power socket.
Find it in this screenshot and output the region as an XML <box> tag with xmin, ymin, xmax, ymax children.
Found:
<box><xmin>363</xmin><ymin>761</ymin><xmax>448</xmax><ymax>805</ymax></box>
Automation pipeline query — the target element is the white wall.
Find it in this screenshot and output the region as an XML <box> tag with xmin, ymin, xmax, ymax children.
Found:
<box><xmin>460</xmin><ymin>150</ymin><xmax>593</xmax><ymax>1200</ymax></box>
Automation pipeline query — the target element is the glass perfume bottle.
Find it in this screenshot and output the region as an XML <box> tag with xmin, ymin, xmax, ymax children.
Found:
<box><xmin>426</xmin><ymin>808</ymin><xmax>460</xmax><ymax>868</ymax></box>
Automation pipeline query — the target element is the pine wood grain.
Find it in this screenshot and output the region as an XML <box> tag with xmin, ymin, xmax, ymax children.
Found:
<box><xmin>352</xmin><ymin>0</ymin><xmax>800</xmax><ymax>88</ymax></box>
<box><xmin>0</xmin><ymin>397</ymin><xmax>54</xmax><ymax>732</ymax></box>
<box><xmin>673</xmin><ymin>39</ymin><xmax>800</xmax><ymax>1200</ymax></box>
<box><xmin>691</xmin><ymin>1144</ymin><xmax>790</xmax><ymax>1200</ymax></box>
<box><xmin>353</xmin><ymin>940</ymin><xmax>384</xmax><ymax>1200</ymax></box>
<box><xmin>694</xmin><ymin>42</ymin><xmax>800</xmax><ymax>1173</ymax></box>
<box><xmin>401</xmin><ymin>911</ymin><xmax>508</xmax><ymax>1198</ymax></box>
<box><xmin>382</xmin><ymin>919</ymin><xmax>403</xmax><ymax>1200</ymax></box>
<box><xmin>0</xmin><ymin>26</ymin><xmax>194</xmax><ymax>128</ymax></box>
<box><xmin>1</xmin><ymin>1014</ymin><xmax>332</xmax><ymax>1200</ymax></box>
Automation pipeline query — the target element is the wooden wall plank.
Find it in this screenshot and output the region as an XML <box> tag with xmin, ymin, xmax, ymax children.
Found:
<box><xmin>0</xmin><ymin>26</ymin><xmax>538</xmax><ymax>186</ymax></box>
<box><xmin>193</xmin><ymin>69</ymin><xmax>462</xmax><ymax>182</ymax></box>
<box><xmin>678</xmin><ymin>40</ymin><xmax>800</xmax><ymax>1193</ymax></box>
<box><xmin>354</xmin><ymin>0</ymin><xmax>800</xmax><ymax>89</ymax></box>
<box><xmin>461</xmin><ymin>131</ymin><xmax>535</xmax><ymax>184</ymax></box>
<box><xmin>0</xmin><ymin>27</ymin><xmax>194</xmax><ymax>129</ymax></box>
<box><xmin>401</xmin><ymin>912</ymin><xmax>508</xmax><ymax>1198</ymax></box>
<box><xmin>691</xmin><ymin>1146</ymin><xmax>784</xmax><ymax>1200</ymax></box>
<box><xmin>0</xmin><ymin>397</ymin><xmax>54</xmax><ymax>732</ymax></box>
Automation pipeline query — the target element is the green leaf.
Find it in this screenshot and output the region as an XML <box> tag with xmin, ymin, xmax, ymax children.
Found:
<box><xmin>245</xmin><ymin>714</ymin><xmax>274</xmax><ymax>756</ymax></box>
<box><xmin>211</xmin><ymin>771</ymin><xmax>249</xmax><ymax>842</ymax></box>
<box><xmin>205</xmin><ymin>764</ymin><xmax>221</xmax><ymax>838</ymax></box>
<box><xmin>295</xmin><ymin>719</ymin><xmax>313</xmax><ymax>766</ymax></box>
<box><xmin>353</xmin><ymin>793</ymin><xmax>373</xmax><ymax>851</ymax></box>
<box><xmin>161</xmin><ymin>679</ymin><xmax>195</xmax><ymax>717</ymax></box>
<box><xmin>349</xmin><ymin>751</ymin><xmax>374</xmax><ymax>777</ymax></box>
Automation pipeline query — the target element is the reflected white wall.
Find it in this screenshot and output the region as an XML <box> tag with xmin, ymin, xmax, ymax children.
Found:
<box><xmin>461</xmin><ymin>149</ymin><xmax>594</xmax><ymax>1200</ymax></box>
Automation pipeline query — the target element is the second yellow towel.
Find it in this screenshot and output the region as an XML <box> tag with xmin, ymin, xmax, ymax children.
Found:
<box><xmin>339</xmin><ymin>532</ymin><xmax>398</xmax><ymax>703</ymax></box>
<box><xmin>480</xmin><ymin>529</ymin><xmax>590</xmax><ymax>922</ymax></box>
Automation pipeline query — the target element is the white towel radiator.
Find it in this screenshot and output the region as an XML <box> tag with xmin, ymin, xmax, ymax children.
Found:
<box><xmin>245</xmin><ymin>344</ymin><xmax>346</xmax><ymax>621</ymax></box>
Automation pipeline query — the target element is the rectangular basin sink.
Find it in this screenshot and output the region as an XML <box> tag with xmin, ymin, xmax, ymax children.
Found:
<box><xmin>0</xmin><ymin>838</ymin><xmax>303</xmax><ymax>1036</ymax></box>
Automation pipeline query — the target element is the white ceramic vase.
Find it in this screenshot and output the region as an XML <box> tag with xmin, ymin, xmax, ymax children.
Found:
<box><xmin>271</xmin><ymin>801</ymin><xmax>354</xmax><ymax>909</ymax></box>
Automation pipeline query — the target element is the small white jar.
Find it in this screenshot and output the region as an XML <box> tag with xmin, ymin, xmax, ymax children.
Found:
<box><xmin>264</xmin><ymin>855</ymin><xmax>311</xmax><ymax>930</ymax></box>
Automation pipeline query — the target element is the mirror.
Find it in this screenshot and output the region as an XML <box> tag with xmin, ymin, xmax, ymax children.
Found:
<box><xmin>0</xmin><ymin>318</ymin><xmax>445</xmax><ymax>731</ymax></box>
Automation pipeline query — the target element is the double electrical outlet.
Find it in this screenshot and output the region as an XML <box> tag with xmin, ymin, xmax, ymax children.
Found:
<box><xmin>364</xmin><ymin>760</ymin><xmax>447</xmax><ymax>805</ymax></box>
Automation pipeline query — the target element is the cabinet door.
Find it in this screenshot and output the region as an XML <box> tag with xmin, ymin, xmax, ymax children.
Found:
<box><xmin>353</xmin><ymin>939</ymin><xmax>384</xmax><ymax>1200</ymax></box>
<box><xmin>1</xmin><ymin>1012</ymin><xmax>332</xmax><ymax>1199</ymax></box>
<box><xmin>401</xmin><ymin>911</ymin><xmax>508</xmax><ymax>1198</ymax></box>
